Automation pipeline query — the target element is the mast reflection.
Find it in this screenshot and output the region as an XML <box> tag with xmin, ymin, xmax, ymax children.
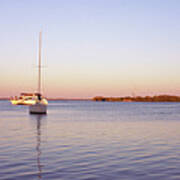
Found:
<box><xmin>30</xmin><ymin>114</ymin><xmax>46</xmax><ymax>179</ymax></box>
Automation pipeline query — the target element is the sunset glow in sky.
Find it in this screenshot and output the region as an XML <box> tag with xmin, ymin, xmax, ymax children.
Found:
<box><xmin>1</xmin><ymin>0</ymin><xmax>180</xmax><ymax>98</ymax></box>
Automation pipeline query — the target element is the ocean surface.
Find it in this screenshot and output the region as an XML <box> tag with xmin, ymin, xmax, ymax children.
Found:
<box><xmin>1</xmin><ymin>100</ymin><xmax>180</xmax><ymax>180</ymax></box>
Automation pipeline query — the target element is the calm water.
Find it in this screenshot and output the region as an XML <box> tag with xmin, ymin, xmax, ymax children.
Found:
<box><xmin>1</xmin><ymin>100</ymin><xmax>180</xmax><ymax>180</ymax></box>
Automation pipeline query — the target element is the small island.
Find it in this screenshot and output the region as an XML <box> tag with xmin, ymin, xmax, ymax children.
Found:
<box><xmin>93</xmin><ymin>95</ymin><xmax>180</xmax><ymax>102</ymax></box>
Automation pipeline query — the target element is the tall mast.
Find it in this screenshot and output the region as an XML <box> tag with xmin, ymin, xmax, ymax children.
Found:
<box><xmin>38</xmin><ymin>32</ymin><xmax>42</xmax><ymax>94</ymax></box>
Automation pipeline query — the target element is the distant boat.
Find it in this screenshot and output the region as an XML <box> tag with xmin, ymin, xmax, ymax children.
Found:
<box><xmin>29</xmin><ymin>32</ymin><xmax>48</xmax><ymax>114</ymax></box>
<box><xmin>10</xmin><ymin>92</ymin><xmax>47</xmax><ymax>105</ymax></box>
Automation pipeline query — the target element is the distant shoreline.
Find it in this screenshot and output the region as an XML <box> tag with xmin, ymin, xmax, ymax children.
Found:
<box><xmin>93</xmin><ymin>95</ymin><xmax>180</xmax><ymax>102</ymax></box>
<box><xmin>0</xmin><ymin>98</ymin><xmax>10</xmax><ymax>100</ymax></box>
<box><xmin>1</xmin><ymin>95</ymin><xmax>180</xmax><ymax>102</ymax></box>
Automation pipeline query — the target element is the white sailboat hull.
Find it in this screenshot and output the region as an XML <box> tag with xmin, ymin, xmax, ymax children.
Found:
<box><xmin>11</xmin><ymin>97</ymin><xmax>48</xmax><ymax>106</ymax></box>
<box><xmin>29</xmin><ymin>103</ymin><xmax>47</xmax><ymax>114</ymax></box>
<box><xmin>11</xmin><ymin>99</ymin><xmax>36</xmax><ymax>105</ymax></box>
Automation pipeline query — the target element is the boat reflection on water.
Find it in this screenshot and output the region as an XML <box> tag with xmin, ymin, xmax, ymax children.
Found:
<box><xmin>29</xmin><ymin>114</ymin><xmax>46</xmax><ymax>179</ymax></box>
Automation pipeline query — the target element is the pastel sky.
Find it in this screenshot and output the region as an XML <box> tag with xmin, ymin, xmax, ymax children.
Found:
<box><xmin>1</xmin><ymin>0</ymin><xmax>180</xmax><ymax>98</ymax></box>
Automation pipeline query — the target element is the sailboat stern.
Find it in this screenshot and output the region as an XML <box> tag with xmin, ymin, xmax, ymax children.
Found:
<box><xmin>29</xmin><ymin>103</ymin><xmax>47</xmax><ymax>114</ymax></box>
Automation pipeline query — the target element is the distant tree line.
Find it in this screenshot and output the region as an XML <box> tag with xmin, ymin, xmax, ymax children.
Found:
<box><xmin>93</xmin><ymin>95</ymin><xmax>180</xmax><ymax>102</ymax></box>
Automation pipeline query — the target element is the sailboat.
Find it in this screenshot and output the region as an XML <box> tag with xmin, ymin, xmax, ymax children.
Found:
<box><xmin>29</xmin><ymin>32</ymin><xmax>48</xmax><ymax>114</ymax></box>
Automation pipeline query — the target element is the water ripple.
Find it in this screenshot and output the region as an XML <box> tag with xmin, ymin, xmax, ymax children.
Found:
<box><xmin>1</xmin><ymin>101</ymin><xmax>180</xmax><ymax>179</ymax></box>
